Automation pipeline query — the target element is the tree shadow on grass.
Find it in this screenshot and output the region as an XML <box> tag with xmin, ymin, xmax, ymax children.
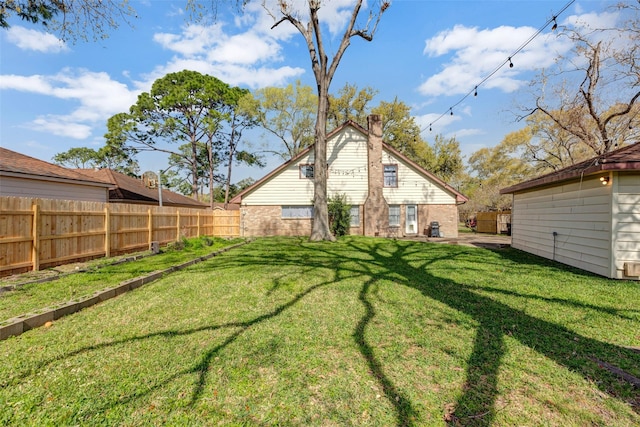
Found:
<box><xmin>3</xmin><ymin>237</ymin><xmax>638</xmax><ymax>425</ymax></box>
<box><xmin>2</xmin><ymin>277</ymin><xmax>336</xmax><ymax>415</ymax></box>
<box><xmin>341</xmin><ymin>239</ymin><xmax>640</xmax><ymax>425</ymax></box>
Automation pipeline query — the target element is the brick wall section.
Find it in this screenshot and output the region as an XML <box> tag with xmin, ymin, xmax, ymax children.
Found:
<box><xmin>241</xmin><ymin>206</ymin><xmax>313</xmax><ymax>237</ymax></box>
<box><xmin>418</xmin><ymin>204</ymin><xmax>459</xmax><ymax>238</ymax></box>
<box><xmin>240</xmin><ymin>204</ymin><xmax>458</xmax><ymax>238</ymax></box>
<box><xmin>363</xmin><ymin>114</ymin><xmax>389</xmax><ymax>236</ymax></box>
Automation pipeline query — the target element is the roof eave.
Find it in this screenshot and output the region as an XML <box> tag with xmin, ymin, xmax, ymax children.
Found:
<box><xmin>0</xmin><ymin>170</ymin><xmax>114</xmax><ymax>188</ymax></box>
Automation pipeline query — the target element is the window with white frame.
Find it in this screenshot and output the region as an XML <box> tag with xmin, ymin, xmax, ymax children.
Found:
<box><xmin>389</xmin><ymin>205</ymin><xmax>401</xmax><ymax>227</ymax></box>
<box><xmin>383</xmin><ymin>164</ymin><xmax>398</xmax><ymax>187</ymax></box>
<box><xmin>299</xmin><ymin>164</ymin><xmax>314</xmax><ymax>179</ymax></box>
<box><xmin>350</xmin><ymin>205</ymin><xmax>360</xmax><ymax>226</ymax></box>
<box><xmin>282</xmin><ymin>205</ymin><xmax>314</xmax><ymax>218</ymax></box>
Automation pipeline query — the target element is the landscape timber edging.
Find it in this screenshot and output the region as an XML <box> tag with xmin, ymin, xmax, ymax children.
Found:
<box><xmin>0</xmin><ymin>253</ymin><xmax>153</xmax><ymax>294</ymax></box>
<box><xmin>0</xmin><ymin>240</ymin><xmax>249</xmax><ymax>341</ymax></box>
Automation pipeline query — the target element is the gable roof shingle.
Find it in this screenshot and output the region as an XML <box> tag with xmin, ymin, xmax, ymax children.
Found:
<box><xmin>78</xmin><ymin>169</ymin><xmax>208</xmax><ymax>208</ymax></box>
<box><xmin>0</xmin><ymin>147</ymin><xmax>113</xmax><ymax>187</ymax></box>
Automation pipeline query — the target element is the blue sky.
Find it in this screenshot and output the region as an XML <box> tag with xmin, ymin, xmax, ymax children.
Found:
<box><xmin>0</xmin><ymin>0</ymin><xmax>619</xmax><ymax>184</ymax></box>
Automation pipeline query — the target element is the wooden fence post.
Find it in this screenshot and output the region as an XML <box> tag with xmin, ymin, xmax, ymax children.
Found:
<box><xmin>31</xmin><ymin>202</ymin><xmax>40</xmax><ymax>271</ymax></box>
<box><xmin>148</xmin><ymin>208</ymin><xmax>153</xmax><ymax>246</ymax></box>
<box><xmin>176</xmin><ymin>210</ymin><xmax>181</xmax><ymax>241</ymax></box>
<box><xmin>104</xmin><ymin>206</ymin><xmax>111</xmax><ymax>258</ymax></box>
<box><xmin>197</xmin><ymin>211</ymin><xmax>201</xmax><ymax>237</ymax></box>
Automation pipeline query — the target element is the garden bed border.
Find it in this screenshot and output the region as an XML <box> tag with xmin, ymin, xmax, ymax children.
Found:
<box><xmin>0</xmin><ymin>240</ymin><xmax>248</xmax><ymax>340</ymax></box>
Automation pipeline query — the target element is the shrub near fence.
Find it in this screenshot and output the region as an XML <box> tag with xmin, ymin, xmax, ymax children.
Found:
<box><xmin>0</xmin><ymin>197</ymin><xmax>240</xmax><ymax>276</ymax></box>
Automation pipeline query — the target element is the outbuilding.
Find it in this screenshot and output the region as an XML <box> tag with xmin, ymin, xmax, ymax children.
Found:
<box><xmin>501</xmin><ymin>142</ymin><xmax>640</xmax><ymax>280</ymax></box>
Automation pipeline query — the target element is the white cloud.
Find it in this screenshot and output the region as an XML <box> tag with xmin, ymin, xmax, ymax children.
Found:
<box><xmin>1</xmin><ymin>69</ymin><xmax>140</xmax><ymax>139</ymax></box>
<box><xmin>450</xmin><ymin>128</ymin><xmax>484</xmax><ymax>138</ymax></box>
<box><xmin>149</xmin><ymin>5</ymin><xmax>307</xmax><ymax>90</ymax></box>
<box><xmin>419</xmin><ymin>24</ymin><xmax>572</xmax><ymax>97</ymax></box>
<box><xmin>30</xmin><ymin>117</ymin><xmax>93</xmax><ymax>139</ymax></box>
<box><xmin>141</xmin><ymin>57</ymin><xmax>304</xmax><ymax>90</ymax></box>
<box><xmin>150</xmin><ymin>1</ymin><xmax>377</xmax><ymax>89</ymax></box>
<box><xmin>6</xmin><ymin>26</ymin><xmax>68</xmax><ymax>53</ymax></box>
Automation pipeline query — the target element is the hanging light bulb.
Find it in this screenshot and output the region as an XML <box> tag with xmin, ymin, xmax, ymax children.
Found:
<box><xmin>429</xmin><ymin>124</ymin><xmax>432</xmax><ymax>132</ymax></box>
<box><xmin>551</xmin><ymin>17</ymin><xmax>558</xmax><ymax>31</ymax></box>
<box><xmin>508</xmin><ymin>57</ymin><xmax>514</xmax><ymax>68</ymax></box>
<box><xmin>450</xmin><ymin>108</ymin><xmax>453</xmax><ymax>116</ymax></box>
<box><xmin>474</xmin><ymin>86</ymin><xmax>478</xmax><ymax>97</ymax></box>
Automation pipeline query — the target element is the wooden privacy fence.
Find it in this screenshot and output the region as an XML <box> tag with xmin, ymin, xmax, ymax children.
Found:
<box><xmin>0</xmin><ymin>197</ymin><xmax>240</xmax><ymax>276</ymax></box>
<box><xmin>476</xmin><ymin>211</ymin><xmax>511</xmax><ymax>234</ymax></box>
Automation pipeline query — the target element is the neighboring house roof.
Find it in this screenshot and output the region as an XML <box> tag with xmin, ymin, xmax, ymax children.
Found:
<box><xmin>501</xmin><ymin>141</ymin><xmax>640</xmax><ymax>194</ymax></box>
<box><xmin>77</xmin><ymin>169</ymin><xmax>208</xmax><ymax>208</ymax></box>
<box><xmin>230</xmin><ymin>120</ymin><xmax>468</xmax><ymax>204</ymax></box>
<box><xmin>0</xmin><ymin>147</ymin><xmax>113</xmax><ymax>188</ymax></box>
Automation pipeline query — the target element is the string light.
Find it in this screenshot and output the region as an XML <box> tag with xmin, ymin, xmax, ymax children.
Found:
<box><xmin>422</xmin><ymin>0</ymin><xmax>575</xmax><ymax>134</ymax></box>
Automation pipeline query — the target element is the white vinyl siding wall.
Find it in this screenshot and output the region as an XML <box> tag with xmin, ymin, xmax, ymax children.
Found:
<box><xmin>0</xmin><ymin>176</ymin><xmax>108</xmax><ymax>202</ymax></box>
<box><xmin>243</xmin><ymin>127</ymin><xmax>370</xmax><ymax>206</ymax></box>
<box><xmin>612</xmin><ymin>173</ymin><xmax>640</xmax><ymax>279</ymax></box>
<box><xmin>381</xmin><ymin>152</ymin><xmax>456</xmax><ymax>205</ymax></box>
<box><xmin>511</xmin><ymin>176</ymin><xmax>612</xmax><ymax>277</ymax></box>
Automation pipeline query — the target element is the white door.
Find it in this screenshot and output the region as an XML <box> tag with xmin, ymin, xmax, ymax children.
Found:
<box><xmin>405</xmin><ymin>205</ymin><xmax>417</xmax><ymax>234</ymax></box>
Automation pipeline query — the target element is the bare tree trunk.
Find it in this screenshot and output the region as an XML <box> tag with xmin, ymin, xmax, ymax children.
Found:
<box><xmin>190</xmin><ymin>137</ymin><xmax>199</xmax><ymax>200</ymax></box>
<box><xmin>268</xmin><ymin>0</ymin><xmax>388</xmax><ymax>241</ymax></box>
<box><xmin>310</xmin><ymin>80</ymin><xmax>334</xmax><ymax>241</ymax></box>
<box><xmin>208</xmin><ymin>141</ymin><xmax>215</xmax><ymax>209</ymax></box>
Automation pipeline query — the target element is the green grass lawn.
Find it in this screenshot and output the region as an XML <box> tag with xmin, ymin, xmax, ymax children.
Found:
<box><xmin>0</xmin><ymin>236</ymin><xmax>638</xmax><ymax>426</ymax></box>
<box><xmin>0</xmin><ymin>237</ymin><xmax>244</xmax><ymax>322</ymax></box>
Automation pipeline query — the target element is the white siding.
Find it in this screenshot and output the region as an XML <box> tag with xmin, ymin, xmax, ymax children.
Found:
<box><xmin>0</xmin><ymin>176</ymin><xmax>108</xmax><ymax>202</ymax></box>
<box><xmin>382</xmin><ymin>151</ymin><xmax>456</xmax><ymax>205</ymax></box>
<box><xmin>242</xmin><ymin>125</ymin><xmax>457</xmax><ymax>207</ymax></box>
<box><xmin>612</xmin><ymin>173</ymin><xmax>640</xmax><ymax>279</ymax></box>
<box><xmin>243</xmin><ymin>127</ymin><xmax>370</xmax><ymax>206</ymax></box>
<box><xmin>511</xmin><ymin>176</ymin><xmax>612</xmax><ymax>277</ymax></box>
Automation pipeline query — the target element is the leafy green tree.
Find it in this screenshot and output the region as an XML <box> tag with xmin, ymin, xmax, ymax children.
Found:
<box><xmin>427</xmin><ymin>134</ymin><xmax>464</xmax><ymax>184</ymax></box>
<box><xmin>251</xmin><ymin>80</ymin><xmax>317</xmax><ymax>160</ymax></box>
<box><xmin>466</xmin><ymin>129</ymin><xmax>535</xmax><ymax>211</ymax></box>
<box><xmin>105</xmin><ymin>70</ymin><xmax>258</xmax><ymax>201</ymax></box>
<box><xmin>95</xmin><ymin>143</ymin><xmax>139</xmax><ymax>176</ymax></box>
<box><xmin>53</xmin><ymin>144</ymin><xmax>139</xmax><ymax>176</ymax></box>
<box><xmin>328</xmin><ymin>83</ymin><xmax>377</xmax><ymax>130</ymax></box>
<box><xmin>210</xmin><ymin>177</ymin><xmax>255</xmax><ymax>203</ymax></box>
<box><xmin>52</xmin><ymin>147</ymin><xmax>99</xmax><ymax>169</ymax></box>
<box><xmin>370</xmin><ymin>98</ymin><xmax>442</xmax><ymax>174</ymax></box>
<box><xmin>219</xmin><ymin>92</ymin><xmax>264</xmax><ymax>206</ymax></box>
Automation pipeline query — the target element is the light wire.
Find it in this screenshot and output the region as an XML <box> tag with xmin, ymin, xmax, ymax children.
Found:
<box><xmin>425</xmin><ymin>0</ymin><xmax>576</xmax><ymax>132</ymax></box>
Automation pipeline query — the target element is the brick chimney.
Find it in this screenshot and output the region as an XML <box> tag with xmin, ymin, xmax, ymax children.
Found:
<box><xmin>363</xmin><ymin>114</ymin><xmax>389</xmax><ymax>236</ymax></box>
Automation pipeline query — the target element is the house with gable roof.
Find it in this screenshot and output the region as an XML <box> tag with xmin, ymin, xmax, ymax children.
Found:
<box><xmin>501</xmin><ymin>142</ymin><xmax>640</xmax><ymax>280</ymax></box>
<box><xmin>231</xmin><ymin>115</ymin><xmax>468</xmax><ymax>238</ymax></box>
